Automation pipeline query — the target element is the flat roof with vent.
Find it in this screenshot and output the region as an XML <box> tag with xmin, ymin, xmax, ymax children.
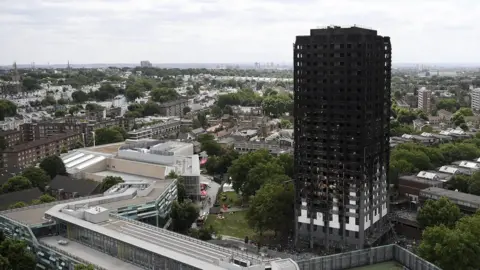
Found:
<box><xmin>416</xmin><ymin>171</ymin><xmax>438</xmax><ymax>180</ymax></box>
<box><xmin>457</xmin><ymin>161</ymin><xmax>480</xmax><ymax>169</ymax></box>
<box><xmin>439</xmin><ymin>166</ymin><xmax>459</xmax><ymax>174</ymax></box>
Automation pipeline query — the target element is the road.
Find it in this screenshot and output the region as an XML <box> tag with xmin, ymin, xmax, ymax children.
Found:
<box><xmin>192</xmin><ymin>175</ymin><xmax>220</xmax><ymax>229</ymax></box>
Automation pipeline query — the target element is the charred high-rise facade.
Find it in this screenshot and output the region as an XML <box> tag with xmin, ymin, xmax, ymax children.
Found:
<box><xmin>293</xmin><ymin>26</ymin><xmax>391</xmax><ymax>249</ymax></box>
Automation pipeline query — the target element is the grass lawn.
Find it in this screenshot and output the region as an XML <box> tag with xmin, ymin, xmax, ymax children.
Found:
<box><xmin>204</xmin><ymin>211</ymin><xmax>255</xmax><ymax>239</ymax></box>
<box><xmin>218</xmin><ymin>191</ymin><xmax>242</xmax><ymax>207</ymax></box>
<box><xmin>349</xmin><ymin>261</ymin><xmax>404</xmax><ymax>270</ymax></box>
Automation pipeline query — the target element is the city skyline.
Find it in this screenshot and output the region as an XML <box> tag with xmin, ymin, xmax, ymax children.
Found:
<box><xmin>1</xmin><ymin>0</ymin><xmax>479</xmax><ymax>65</ymax></box>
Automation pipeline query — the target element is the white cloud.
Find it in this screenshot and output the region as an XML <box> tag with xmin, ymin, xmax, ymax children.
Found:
<box><xmin>0</xmin><ymin>0</ymin><xmax>479</xmax><ymax>64</ymax></box>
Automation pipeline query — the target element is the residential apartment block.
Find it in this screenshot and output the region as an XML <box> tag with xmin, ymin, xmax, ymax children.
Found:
<box><xmin>1</xmin><ymin>132</ymin><xmax>81</xmax><ymax>171</ymax></box>
<box><xmin>158</xmin><ymin>99</ymin><xmax>188</xmax><ymax>117</ymax></box>
<box><xmin>127</xmin><ymin>120</ymin><xmax>181</xmax><ymax>140</ymax></box>
<box><xmin>20</xmin><ymin>117</ymin><xmax>133</xmax><ymax>146</ymax></box>
<box><xmin>471</xmin><ymin>88</ymin><xmax>480</xmax><ymax>111</ymax></box>
<box><xmin>417</xmin><ymin>87</ymin><xmax>432</xmax><ymax>113</ymax></box>
<box><xmin>293</xmin><ymin>26</ymin><xmax>391</xmax><ymax>249</ymax></box>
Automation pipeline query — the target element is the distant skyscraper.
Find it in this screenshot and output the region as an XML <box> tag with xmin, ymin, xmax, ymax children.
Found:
<box><xmin>293</xmin><ymin>26</ymin><xmax>392</xmax><ymax>250</ymax></box>
<box><xmin>140</xmin><ymin>61</ymin><xmax>153</xmax><ymax>68</ymax></box>
<box><xmin>417</xmin><ymin>87</ymin><xmax>432</xmax><ymax>113</ymax></box>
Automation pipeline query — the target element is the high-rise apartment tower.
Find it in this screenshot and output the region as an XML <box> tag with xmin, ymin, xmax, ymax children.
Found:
<box><xmin>293</xmin><ymin>26</ymin><xmax>391</xmax><ymax>249</ymax></box>
<box><xmin>417</xmin><ymin>87</ymin><xmax>432</xmax><ymax>113</ymax></box>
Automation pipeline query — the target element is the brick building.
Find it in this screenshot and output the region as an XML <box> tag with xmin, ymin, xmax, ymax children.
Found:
<box><xmin>0</xmin><ymin>130</ymin><xmax>22</xmax><ymax>149</ymax></box>
<box><xmin>20</xmin><ymin>117</ymin><xmax>133</xmax><ymax>146</ymax></box>
<box><xmin>0</xmin><ymin>117</ymin><xmax>134</xmax><ymax>172</ymax></box>
<box><xmin>1</xmin><ymin>131</ymin><xmax>81</xmax><ymax>172</ymax></box>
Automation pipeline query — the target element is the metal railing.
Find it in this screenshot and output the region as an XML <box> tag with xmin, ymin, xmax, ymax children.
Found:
<box><xmin>111</xmin><ymin>214</ymin><xmax>266</xmax><ymax>264</ymax></box>
<box><xmin>40</xmin><ymin>241</ymin><xmax>108</xmax><ymax>270</ymax></box>
<box><xmin>296</xmin><ymin>244</ymin><xmax>441</xmax><ymax>270</ymax></box>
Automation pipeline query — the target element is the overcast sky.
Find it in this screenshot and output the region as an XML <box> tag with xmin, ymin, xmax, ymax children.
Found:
<box><xmin>1</xmin><ymin>0</ymin><xmax>479</xmax><ymax>65</ymax></box>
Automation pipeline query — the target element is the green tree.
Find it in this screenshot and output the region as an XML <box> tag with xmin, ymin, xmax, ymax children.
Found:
<box><xmin>447</xmin><ymin>174</ymin><xmax>471</xmax><ymax>193</ymax></box>
<box><xmin>22</xmin><ymin>77</ymin><xmax>41</xmax><ymax>91</ymax></box>
<box><xmin>0</xmin><ymin>100</ymin><xmax>17</xmax><ymax>121</ymax></box>
<box><xmin>177</xmin><ymin>177</ymin><xmax>186</xmax><ymax>203</ymax></box>
<box><xmin>452</xmin><ymin>113</ymin><xmax>466</xmax><ymax>127</ymax></box>
<box><xmin>436</xmin><ymin>98</ymin><xmax>458</xmax><ymax>112</ymax></box>
<box><xmin>95</xmin><ymin>127</ymin><xmax>124</xmax><ymax>145</ymax></box>
<box><xmin>21</xmin><ymin>167</ymin><xmax>50</xmax><ymax>191</ymax></box>
<box><xmin>201</xmin><ymin>140</ymin><xmax>223</xmax><ymax>156</ymax></box>
<box><xmin>210</xmin><ymin>105</ymin><xmax>223</xmax><ymax>118</ymax></box>
<box><xmin>276</xmin><ymin>153</ymin><xmax>293</xmax><ymax>178</ymax></box>
<box><xmin>0</xmin><ymin>137</ymin><xmax>7</xmax><ymax>150</ymax></box>
<box><xmin>142</xmin><ymin>101</ymin><xmax>161</xmax><ymax>116</ymax></box>
<box><xmin>439</xmin><ymin>143</ymin><xmax>480</xmax><ymax>163</ymax></box>
<box><xmin>417</xmin><ymin>212</ymin><xmax>480</xmax><ymax>270</ymax></box>
<box><xmin>183</xmin><ymin>106</ymin><xmax>191</xmax><ymax>115</ymax></box>
<box><xmin>100</xmin><ymin>176</ymin><xmax>124</xmax><ymax>192</ymax></box>
<box><xmin>150</xmin><ymin>88</ymin><xmax>178</xmax><ymax>103</ymax></box>
<box><xmin>54</xmin><ymin>110</ymin><xmax>66</xmax><ymax>118</ymax></box>
<box><xmin>247</xmin><ymin>179</ymin><xmax>294</xmax><ymax>237</ymax></box>
<box><xmin>390</xmin><ymin>149</ymin><xmax>432</xmax><ymax>173</ymax></box>
<box><xmin>68</xmin><ymin>105</ymin><xmax>83</xmax><ymax>115</ymax></box>
<box><xmin>8</xmin><ymin>202</ymin><xmax>28</xmax><ymax>209</ymax></box>
<box><xmin>85</xmin><ymin>103</ymin><xmax>104</xmax><ymax>112</ymax></box>
<box><xmin>243</xmin><ymin>162</ymin><xmax>285</xmax><ymax>199</ymax></box>
<box><xmin>39</xmin><ymin>155</ymin><xmax>67</xmax><ymax>178</ymax></box>
<box><xmin>455</xmin><ymin>107</ymin><xmax>474</xmax><ymax>117</ymax></box>
<box><xmin>261</xmin><ymin>94</ymin><xmax>293</xmax><ymax>116</ymax></box>
<box><xmin>279</xmin><ymin>119</ymin><xmax>293</xmax><ymax>129</ymax></box>
<box><xmin>459</xmin><ymin>123</ymin><xmax>469</xmax><ymax>131</ymax></box>
<box><xmin>197</xmin><ymin>134</ymin><xmax>216</xmax><ymax>144</ymax></box>
<box><xmin>94</xmin><ymin>83</ymin><xmax>118</xmax><ymax>101</ymax></box>
<box><xmin>41</xmin><ymin>95</ymin><xmax>56</xmax><ymax>106</ymax></box>
<box><xmin>1</xmin><ymin>176</ymin><xmax>32</xmax><ymax>193</ymax></box>
<box><xmin>228</xmin><ymin>149</ymin><xmax>273</xmax><ymax>194</ymax></box>
<box><xmin>72</xmin><ymin>90</ymin><xmax>88</xmax><ymax>103</ymax></box>
<box><xmin>38</xmin><ymin>194</ymin><xmax>56</xmax><ymax>203</ymax></box>
<box><xmin>170</xmin><ymin>201</ymin><xmax>198</xmax><ymax>233</ymax></box>
<box><xmin>125</xmin><ymin>87</ymin><xmax>143</xmax><ymax>101</ymax></box>
<box><xmin>74</xmin><ymin>264</ymin><xmax>95</xmax><ymax>270</ymax></box>
<box><xmin>111</xmin><ymin>126</ymin><xmax>127</xmax><ymax>140</ymax></box>
<box><xmin>0</xmin><ymin>238</ymin><xmax>36</xmax><ymax>270</ymax></box>
<box><xmin>166</xmin><ymin>171</ymin><xmax>179</xmax><ymax>179</ymax></box>
<box><xmin>217</xmin><ymin>89</ymin><xmax>262</xmax><ymax>108</ymax></box>
<box><xmin>417</xmin><ymin>197</ymin><xmax>461</xmax><ymax>228</ymax></box>
<box><xmin>468</xmin><ymin>173</ymin><xmax>480</xmax><ymax>195</ymax></box>
<box><xmin>0</xmin><ymin>255</ymin><xmax>9</xmax><ymax>270</ymax></box>
<box><xmin>208</xmin><ymin>147</ymin><xmax>239</xmax><ymax>176</ymax></box>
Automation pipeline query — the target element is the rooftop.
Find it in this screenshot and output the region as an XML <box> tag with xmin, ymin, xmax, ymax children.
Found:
<box><xmin>39</xmin><ymin>191</ymin><xmax>273</xmax><ymax>270</ymax></box>
<box><xmin>48</xmin><ymin>175</ymin><xmax>99</xmax><ymax>196</ymax></box>
<box><xmin>98</xmin><ymin>180</ymin><xmax>172</xmax><ymax>210</ymax></box>
<box><xmin>87</xmin><ymin>142</ymin><xmax>126</xmax><ymax>154</ymax></box>
<box><xmin>420</xmin><ymin>187</ymin><xmax>480</xmax><ymax>208</ymax></box>
<box><xmin>1</xmin><ymin>195</ymin><xmax>103</xmax><ymax>225</ymax></box>
<box><xmin>40</xmin><ymin>236</ymin><xmax>143</xmax><ymax>270</ymax></box>
<box><xmin>93</xmin><ymin>170</ymin><xmax>161</xmax><ymax>182</ymax></box>
<box><xmin>62</xmin><ymin>152</ymin><xmax>108</xmax><ymax>174</ymax></box>
<box><xmin>398</xmin><ymin>175</ymin><xmax>444</xmax><ymax>186</ymax></box>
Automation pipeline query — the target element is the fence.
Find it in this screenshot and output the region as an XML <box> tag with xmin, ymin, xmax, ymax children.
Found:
<box><xmin>40</xmin><ymin>241</ymin><xmax>108</xmax><ymax>270</ymax></box>
<box><xmin>296</xmin><ymin>245</ymin><xmax>441</xmax><ymax>270</ymax></box>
